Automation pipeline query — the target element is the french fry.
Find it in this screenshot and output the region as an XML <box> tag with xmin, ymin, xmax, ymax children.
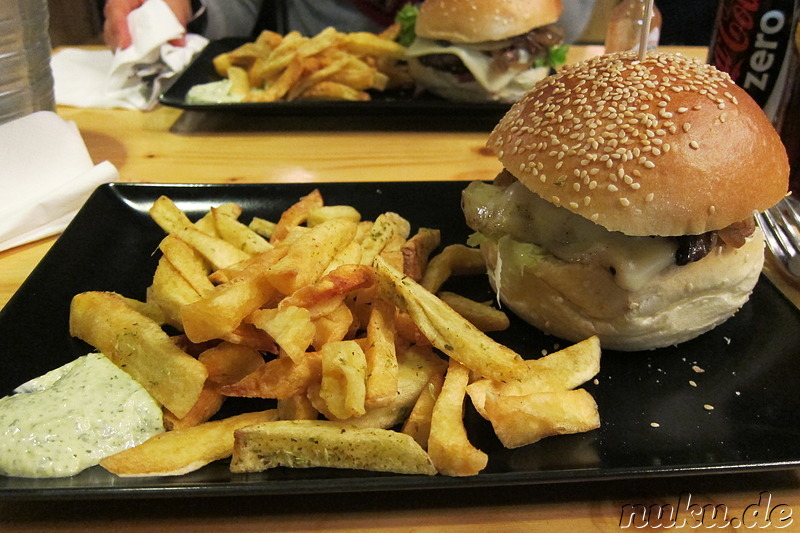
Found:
<box><xmin>230</xmin><ymin>420</ymin><xmax>437</xmax><ymax>475</ymax></box>
<box><xmin>279</xmin><ymin>263</ymin><xmax>375</xmax><ymax>318</ymax></box>
<box><xmin>250</xmin><ymin>31</ymin><xmax>304</xmax><ymax>86</ymax></box>
<box><xmin>221</xmin><ymin>352</ymin><xmax>322</xmax><ymax>399</ymax></box>
<box><xmin>307</xmin><ymin>205</ymin><xmax>361</xmax><ymax>227</ymax></box>
<box><xmin>147</xmin><ymin>256</ymin><xmax>200</xmax><ymax>331</ymax></box>
<box><xmin>69</xmin><ymin>291</ymin><xmax>208</xmax><ymax>419</ymax></box>
<box><xmin>341</xmin><ymin>32</ymin><xmax>407</xmax><ymax>59</ymax></box>
<box><xmin>270</xmin><ymin>189</ymin><xmax>324</xmax><ymax>243</ymax></box>
<box><xmin>254</xmin><ymin>29</ymin><xmax>283</xmax><ymax>49</ymax></box>
<box><xmin>311</xmin><ymin>302</ymin><xmax>354</xmax><ymax>348</ymax></box>
<box><xmin>249</xmin><ymin>306</ymin><xmax>315</xmax><ymax>362</ymax></box>
<box><xmin>323</xmin><ymin>239</ymin><xmax>363</xmax><ymax>274</ymax></box>
<box><xmin>314</xmin><ymin>343</ymin><xmax>447</xmax><ymax>430</ymax></box>
<box><xmin>402</xmin><ymin>228</ymin><xmax>441</xmax><ymax>282</ymax></box>
<box><xmin>121</xmin><ymin>296</ymin><xmax>166</xmax><ymax>326</ymax></box>
<box><xmin>265</xmin><ymin>217</ymin><xmax>359</xmax><ymax>295</ymax></box>
<box><xmin>482</xmin><ymin>389</ymin><xmax>600</xmax><ymax>449</ymax></box>
<box><xmin>197</xmin><ymin>341</ymin><xmax>265</xmax><ymax>385</ymax></box>
<box><xmin>318</xmin><ymin>340</ymin><xmax>367</xmax><ymax>419</ymax></box>
<box><xmin>468</xmin><ymin>336</ymin><xmax>602</xmax><ymax>412</ymax></box>
<box><xmin>180</xmin><ymin>264</ymin><xmax>278</xmax><ymax>343</ymax></box>
<box><xmin>328</xmin><ymin>58</ymin><xmax>389</xmax><ymax>91</ymax></box>
<box><xmin>364</xmin><ymin>300</ymin><xmax>399</xmax><ymax>408</ymax></box>
<box><xmin>259</xmin><ymin>55</ymin><xmax>305</xmax><ymax>102</ymax></box>
<box><xmin>195</xmin><ymin>202</ymin><xmax>242</xmax><ymax>236</ymax></box>
<box><xmin>158</xmin><ymin>234</ymin><xmax>214</xmax><ymax>297</ymax></box>
<box><xmin>227</xmin><ymin>65</ymin><xmax>250</xmax><ymax>97</ymax></box>
<box><xmin>374</xmin><ymin>256</ymin><xmax>529</xmax><ymax>383</ymax></box>
<box><xmin>297</xmin><ymin>26</ymin><xmax>342</xmax><ymax>58</ymax></box>
<box><xmin>508</xmin><ymin>335</ymin><xmax>601</xmax><ymax>394</ymax></box>
<box><xmin>359</xmin><ymin>212</ymin><xmax>411</xmax><ymax>267</ymax></box>
<box><xmin>151</xmin><ymin>196</ymin><xmax>251</xmax><ymax>270</ymax></box>
<box><xmin>222</xmin><ymin>322</ymin><xmax>278</xmax><ymax>352</ymax></box>
<box><xmin>149</xmin><ymin>195</ymin><xmax>193</xmax><ymax>234</ymax></box>
<box><xmin>101</xmin><ymin>410</ymin><xmax>277</xmax><ymax>477</ymax></box>
<box><xmin>401</xmin><ymin>363</ymin><xmax>446</xmax><ymax>449</ymax></box>
<box><xmin>162</xmin><ymin>381</ymin><xmax>226</xmax><ymax>430</ymax></box>
<box><xmin>175</xmin><ymin>226</ymin><xmax>252</xmax><ymax>271</ymax></box>
<box><xmin>286</xmin><ymin>50</ymin><xmax>352</xmax><ymax>101</ymax></box>
<box><xmin>248</xmin><ymin>216</ymin><xmax>276</xmax><ymax>239</ymax></box>
<box><xmin>427</xmin><ymin>359</ymin><xmax>488</xmax><ymax>476</ymax></box>
<box><xmin>212</xmin><ymin>207</ymin><xmax>272</xmax><ymax>255</ymax></box>
<box><xmin>213</xmin><ymin>52</ymin><xmax>233</xmax><ymax>77</ymax></box>
<box><xmin>421</xmin><ymin>244</ymin><xmax>487</xmax><ymax>293</ymax></box>
<box><xmin>436</xmin><ymin>291</ymin><xmax>510</xmax><ymax>332</ymax></box>
<box><xmin>277</xmin><ymin>393</ymin><xmax>319</xmax><ymax>421</ymax></box>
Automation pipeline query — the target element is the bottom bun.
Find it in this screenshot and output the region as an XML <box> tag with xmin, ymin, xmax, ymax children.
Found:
<box><xmin>481</xmin><ymin>229</ymin><xmax>766</xmax><ymax>351</ymax></box>
<box><xmin>407</xmin><ymin>58</ymin><xmax>549</xmax><ymax>103</ymax></box>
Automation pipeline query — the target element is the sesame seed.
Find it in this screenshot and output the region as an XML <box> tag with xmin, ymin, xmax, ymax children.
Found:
<box><xmin>689</xmin><ymin>141</ymin><xmax>700</xmax><ymax>149</ymax></box>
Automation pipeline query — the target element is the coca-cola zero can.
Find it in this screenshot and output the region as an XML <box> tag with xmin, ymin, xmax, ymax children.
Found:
<box><xmin>708</xmin><ymin>0</ymin><xmax>799</xmax><ymax>190</ymax></box>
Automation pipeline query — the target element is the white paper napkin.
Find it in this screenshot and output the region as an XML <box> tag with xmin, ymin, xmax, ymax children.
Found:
<box><xmin>0</xmin><ymin>111</ymin><xmax>119</xmax><ymax>252</ymax></box>
<box><xmin>51</xmin><ymin>0</ymin><xmax>208</xmax><ymax>110</ymax></box>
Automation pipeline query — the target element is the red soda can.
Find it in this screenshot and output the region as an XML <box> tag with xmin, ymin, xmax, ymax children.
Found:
<box><xmin>708</xmin><ymin>0</ymin><xmax>797</xmax><ymax>119</ymax></box>
<box><xmin>708</xmin><ymin>1</ymin><xmax>799</xmax><ymax>190</ymax></box>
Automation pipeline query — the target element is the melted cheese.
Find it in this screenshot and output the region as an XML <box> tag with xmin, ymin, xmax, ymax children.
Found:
<box><xmin>462</xmin><ymin>181</ymin><xmax>678</xmax><ymax>291</ymax></box>
<box><xmin>406</xmin><ymin>37</ymin><xmax>549</xmax><ymax>96</ymax></box>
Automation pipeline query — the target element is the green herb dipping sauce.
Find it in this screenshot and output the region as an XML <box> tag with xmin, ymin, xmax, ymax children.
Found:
<box><xmin>0</xmin><ymin>353</ymin><xmax>164</xmax><ymax>478</ymax></box>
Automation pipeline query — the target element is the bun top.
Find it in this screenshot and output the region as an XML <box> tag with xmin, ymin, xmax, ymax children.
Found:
<box><xmin>487</xmin><ymin>51</ymin><xmax>790</xmax><ymax>236</ymax></box>
<box><xmin>415</xmin><ymin>0</ymin><xmax>563</xmax><ymax>43</ymax></box>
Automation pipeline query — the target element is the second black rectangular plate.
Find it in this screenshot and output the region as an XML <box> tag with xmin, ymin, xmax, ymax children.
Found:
<box><xmin>159</xmin><ymin>38</ymin><xmax>511</xmax><ymax>121</ymax></box>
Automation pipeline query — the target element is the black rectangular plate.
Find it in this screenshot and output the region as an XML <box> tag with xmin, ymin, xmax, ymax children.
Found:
<box><xmin>159</xmin><ymin>38</ymin><xmax>510</xmax><ymax>121</ymax></box>
<box><xmin>1</xmin><ymin>182</ymin><xmax>799</xmax><ymax>500</ymax></box>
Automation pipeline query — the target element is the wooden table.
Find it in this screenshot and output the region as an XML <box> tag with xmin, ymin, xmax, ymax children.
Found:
<box><xmin>2</xmin><ymin>45</ymin><xmax>799</xmax><ymax>531</ymax></box>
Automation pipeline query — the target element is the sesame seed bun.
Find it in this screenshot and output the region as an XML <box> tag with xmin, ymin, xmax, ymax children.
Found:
<box><xmin>415</xmin><ymin>0</ymin><xmax>564</xmax><ymax>43</ymax></box>
<box><xmin>487</xmin><ymin>51</ymin><xmax>790</xmax><ymax>237</ymax></box>
<box><xmin>480</xmin><ymin>228</ymin><xmax>765</xmax><ymax>351</ymax></box>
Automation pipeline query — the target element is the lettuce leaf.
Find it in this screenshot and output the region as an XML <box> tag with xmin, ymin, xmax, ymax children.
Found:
<box><xmin>535</xmin><ymin>44</ymin><xmax>570</xmax><ymax>69</ymax></box>
<box><xmin>395</xmin><ymin>4</ymin><xmax>419</xmax><ymax>47</ymax></box>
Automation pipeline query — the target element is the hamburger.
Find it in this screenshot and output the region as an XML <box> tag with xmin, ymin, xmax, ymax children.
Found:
<box><xmin>403</xmin><ymin>0</ymin><xmax>567</xmax><ymax>103</ymax></box>
<box><xmin>461</xmin><ymin>51</ymin><xmax>789</xmax><ymax>351</ymax></box>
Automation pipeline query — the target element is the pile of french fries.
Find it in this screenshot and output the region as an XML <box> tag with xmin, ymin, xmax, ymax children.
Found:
<box><xmin>68</xmin><ymin>190</ymin><xmax>602</xmax><ymax>478</ymax></box>
<box><xmin>211</xmin><ymin>26</ymin><xmax>412</xmax><ymax>102</ymax></box>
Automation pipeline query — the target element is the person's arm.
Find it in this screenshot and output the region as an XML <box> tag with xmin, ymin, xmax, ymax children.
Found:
<box><xmin>103</xmin><ymin>0</ymin><xmax>194</xmax><ymax>49</ymax></box>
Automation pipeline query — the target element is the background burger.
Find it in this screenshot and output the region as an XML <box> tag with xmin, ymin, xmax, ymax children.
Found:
<box><xmin>462</xmin><ymin>51</ymin><xmax>789</xmax><ymax>351</ymax></box>
<box><xmin>400</xmin><ymin>0</ymin><xmax>568</xmax><ymax>103</ymax></box>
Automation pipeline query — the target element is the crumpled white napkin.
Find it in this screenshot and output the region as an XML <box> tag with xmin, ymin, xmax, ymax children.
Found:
<box><xmin>51</xmin><ymin>0</ymin><xmax>207</xmax><ymax>110</ymax></box>
<box><xmin>0</xmin><ymin>111</ymin><xmax>119</xmax><ymax>252</ymax></box>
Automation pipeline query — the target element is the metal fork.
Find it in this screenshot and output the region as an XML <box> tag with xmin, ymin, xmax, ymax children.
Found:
<box><xmin>756</xmin><ymin>195</ymin><xmax>800</xmax><ymax>278</ymax></box>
